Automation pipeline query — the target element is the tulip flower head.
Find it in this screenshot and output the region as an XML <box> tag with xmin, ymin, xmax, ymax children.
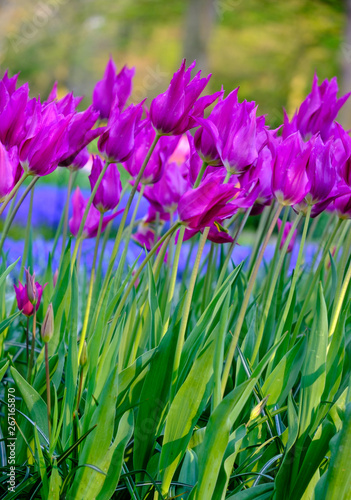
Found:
<box><xmin>14</xmin><ymin>269</ymin><xmax>45</xmax><ymax>317</ymax></box>
<box><xmin>283</xmin><ymin>74</ymin><xmax>350</xmax><ymax>141</ymax></box>
<box><xmin>272</xmin><ymin>132</ymin><xmax>311</xmax><ymax>206</ymax></box>
<box><xmin>98</xmin><ymin>102</ymin><xmax>144</xmax><ymax>163</ymax></box>
<box><xmin>89</xmin><ymin>156</ymin><xmax>122</xmax><ymax>213</ymax></box>
<box><xmin>150</xmin><ymin>59</ymin><xmax>222</xmax><ymax>136</ymax></box>
<box><xmin>178</xmin><ymin>172</ymin><xmax>239</xmax><ymax>230</ymax></box>
<box><xmin>0</xmin><ymin>142</ymin><xmax>22</xmax><ymax>203</ymax></box>
<box><xmin>69</xmin><ymin>187</ymin><xmax>122</xmax><ymax>239</ymax></box>
<box><xmin>93</xmin><ymin>56</ymin><xmax>135</xmax><ymax>119</ymax></box>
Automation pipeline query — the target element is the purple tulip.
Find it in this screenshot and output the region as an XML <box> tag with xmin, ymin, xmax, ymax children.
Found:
<box><xmin>89</xmin><ymin>156</ymin><xmax>122</xmax><ymax>212</ymax></box>
<box><xmin>19</xmin><ymin>100</ymin><xmax>69</xmax><ymax>176</ymax></box>
<box><xmin>277</xmin><ymin>218</ymin><xmax>297</xmax><ymax>253</ymax></box>
<box><xmin>98</xmin><ymin>102</ymin><xmax>144</xmax><ymax>162</ymax></box>
<box><xmin>238</xmin><ymin>143</ymin><xmax>274</xmax><ymax>214</ymax></box>
<box><xmin>194</xmin><ymin>88</ymin><xmax>259</xmax><ymax>175</ymax></box>
<box><xmin>69</xmin><ymin>147</ymin><xmax>90</xmax><ymax>171</ymax></box>
<box><xmin>142</xmin><ymin>161</ymin><xmax>190</xmax><ymax>213</ymax></box>
<box><xmin>272</xmin><ymin>132</ymin><xmax>311</xmax><ymax>206</ymax></box>
<box><xmin>93</xmin><ymin>56</ymin><xmax>135</xmax><ymax>119</ymax></box>
<box><xmin>150</xmin><ymin>59</ymin><xmax>221</xmax><ymax>135</ymax></box>
<box><xmin>0</xmin><ymin>142</ymin><xmax>22</xmax><ymax>203</ymax></box>
<box><xmin>283</xmin><ymin>74</ymin><xmax>350</xmax><ymax>141</ymax></box>
<box><xmin>1</xmin><ymin>70</ymin><xmax>19</xmax><ymax>95</ymax></box>
<box><xmin>58</xmin><ymin>106</ymin><xmax>103</xmax><ymax>167</ymax></box>
<box><xmin>0</xmin><ymin>81</ymin><xmax>29</xmax><ymax>148</ymax></box>
<box><xmin>69</xmin><ymin>187</ymin><xmax>122</xmax><ymax>238</ymax></box>
<box><xmin>178</xmin><ymin>171</ymin><xmax>239</xmax><ymax>230</ymax></box>
<box><xmin>333</xmin><ymin>188</ymin><xmax>351</xmax><ymax>219</ymax></box>
<box><xmin>123</xmin><ymin>120</ymin><xmax>180</xmax><ymax>184</ymax></box>
<box><xmin>182</xmin><ymin>223</ymin><xmax>234</xmax><ymax>244</ymax></box>
<box><xmin>132</xmin><ymin>223</ymin><xmax>156</xmax><ymax>251</ymax></box>
<box><xmin>14</xmin><ymin>270</ymin><xmax>45</xmax><ymax>317</ymax></box>
<box><xmin>304</xmin><ymin>135</ymin><xmax>335</xmax><ymax>205</ymax></box>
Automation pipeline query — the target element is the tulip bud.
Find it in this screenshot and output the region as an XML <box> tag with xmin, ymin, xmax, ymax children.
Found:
<box><xmin>80</xmin><ymin>341</ymin><xmax>88</xmax><ymax>367</ymax></box>
<box><xmin>248</xmin><ymin>396</ymin><xmax>269</xmax><ymax>423</ymax></box>
<box><xmin>41</xmin><ymin>304</ymin><xmax>54</xmax><ymax>343</ymax></box>
<box><xmin>25</xmin><ymin>268</ymin><xmax>37</xmax><ymax>304</ymax></box>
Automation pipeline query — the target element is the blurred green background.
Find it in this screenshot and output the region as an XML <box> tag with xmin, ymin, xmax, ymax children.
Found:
<box><xmin>1</xmin><ymin>0</ymin><xmax>350</xmax><ymax>129</ymax></box>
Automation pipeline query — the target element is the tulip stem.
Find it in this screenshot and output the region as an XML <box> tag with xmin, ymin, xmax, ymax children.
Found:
<box><xmin>248</xmin><ymin>204</ymin><xmax>274</xmax><ymax>277</ymax></box>
<box><xmin>0</xmin><ymin>176</ymin><xmax>39</xmax><ymax>255</ymax></box>
<box><xmin>78</xmin><ymin>212</ymin><xmax>103</xmax><ymax>363</ymax></box>
<box><xmin>221</xmin><ymin>204</ymin><xmax>283</xmax><ymax>397</ymax></box>
<box><xmin>76</xmin><ymin>366</ymin><xmax>85</xmax><ymax>414</ymax></box>
<box><xmin>162</xmin><ymin>225</ymin><xmax>185</xmax><ymax>337</ymax></box>
<box><xmin>100</xmin><ymin>222</ymin><xmax>181</xmax><ymax>358</ymax></box>
<box><xmin>171</xmin><ymin>226</ymin><xmax>210</xmax><ymax>399</ymax></box>
<box><xmin>251</xmin><ymin>212</ymin><xmax>303</xmax><ymax>365</ymax></box>
<box><xmin>223</xmin><ymin>171</ymin><xmax>232</xmax><ymax>184</ymax></box>
<box><xmin>26</xmin><ymin>317</ymin><xmax>29</xmax><ymax>364</ymax></box>
<box><xmin>45</xmin><ymin>342</ymin><xmax>51</xmax><ymax>440</ymax></box>
<box><xmin>116</xmin><ymin>183</ymin><xmax>145</xmax><ymax>288</ymax></box>
<box><xmin>71</xmin><ymin>160</ymin><xmax>111</xmax><ymax>272</ymax></box>
<box><xmin>329</xmin><ymin>225</ymin><xmax>351</xmax><ymax>338</ymax></box>
<box><xmin>91</xmin><ymin>133</ymin><xmax>161</xmax><ymax>329</ymax></box>
<box><xmin>61</xmin><ymin>169</ymin><xmax>74</xmax><ymax>255</ymax></box>
<box><xmin>194</xmin><ymin>161</ymin><xmax>208</xmax><ymax>188</ymax></box>
<box><xmin>27</xmin><ymin>307</ymin><xmax>37</xmax><ymax>382</ymax></box>
<box><xmin>0</xmin><ymin>172</ymin><xmax>30</xmax><ymax>217</ymax></box>
<box><xmin>292</xmin><ymin>218</ymin><xmax>343</xmax><ymax>340</ymax></box>
<box><xmin>216</xmin><ymin>207</ymin><xmax>252</xmax><ymax>291</ymax></box>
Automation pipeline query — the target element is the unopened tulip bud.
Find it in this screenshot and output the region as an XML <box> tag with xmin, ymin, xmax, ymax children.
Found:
<box><xmin>248</xmin><ymin>396</ymin><xmax>269</xmax><ymax>423</ymax></box>
<box><xmin>41</xmin><ymin>304</ymin><xmax>54</xmax><ymax>343</ymax></box>
<box><xmin>80</xmin><ymin>341</ymin><xmax>88</xmax><ymax>367</ymax></box>
<box><xmin>25</xmin><ymin>268</ymin><xmax>37</xmax><ymax>304</ymax></box>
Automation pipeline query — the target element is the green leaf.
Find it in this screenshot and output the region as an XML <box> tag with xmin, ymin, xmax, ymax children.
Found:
<box><xmin>159</xmin><ymin>335</ymin><xmax>217</xmax><ymax>496</ymax></box>
<box><xmin>96</xmin><ymin>410</ymin><xmax>134</xmax><ymax>500</ymax></box>
<box><xmin>133</xmin><ymin>299</ymin><xmax>182</xmax><ymax>472</ymax></box>
<box><xmin>0</xmin><ymin>360</ymin><xmax>9</xmax><ymax>382</ymax></box>
<box><xmin>315</xmin><ymin>402</ymin><xmax>351</xmax><ymax>500</ymax></box>
<box><xmin>299</xmin><ymin>282</ymin><xmax>328</xmax><ymax>439</ymax></box>
<box><xmin>10</xmin><ymin>366</ymin><xmax>49</xmax><ymax>444</ymax></box>
<box><xmin>262</xmin><ymin>336</ymin><xmax>306</xmax><ymax>407</ymax></box>
<box><xmin>0</xmin><ymin>258</ymin><xmax>20</xmax><ymax>290</ymax></box>
<box><xmin>68</xmin><ymin>366</ymin><xmax>119</xmax><ymax>499</ymax></box>
<box><xmin>226</xmin><ymin>483</ymin><xmax>274</xmax><ymax>499</ymax></box>
<box><xmin>195</xmin><ymin>334</ymin><xmax>286</xmax><ymax>500</ymax></box>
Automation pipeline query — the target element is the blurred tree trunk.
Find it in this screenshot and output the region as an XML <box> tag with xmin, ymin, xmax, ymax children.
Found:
<box><xmin>340</xmin><ymin>0</ymin><xmax>351</xmax><ymax>129</ymax></box>
<box><xmin>183</xmin><ymin>0</ymin><xmax>216</xmax><ymax>73</ymax></box>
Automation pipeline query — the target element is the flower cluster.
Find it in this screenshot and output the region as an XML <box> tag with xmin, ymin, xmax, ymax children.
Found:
<box><xmin>2</xmin><ymin>59</ymin><xmax>351</xmax><ymax>291</ymax></box>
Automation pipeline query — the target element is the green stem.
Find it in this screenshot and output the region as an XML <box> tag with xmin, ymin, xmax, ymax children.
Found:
<box><xmin>0</xmin><ymin>172</ymin><xmax>29</xmax><ymax>217</ymax></box>
<box><xmin>221</xmin><ymin>204</ymin><xmax>283</xmax><ymax>396</ymax></box>
<box><xmin>251</xmin><ymin>212</ymin><xmax>302</xmax><ymax>364</ymax></box>
<box><xmin>171</xmin><ymin>226</ymin><xmax>210</xmax><ymax>398</ymax></box>
<box><xmin>91</xmin><ymin>134</ymin><xmax>161</xmax><ymax>327</ymax></box>
<box><xmin>224</xmin><ymin>171</ymin><xmax>232</xmax><ymax>184</ymax></box>
<box><xmin>292</xmin><ymin>218</ymin><xmax>343</xmax><ymax>339</ymax></box>
<box><xmin>162</xmin><ymin>225</ymin><xmax>185</xmax><ymax>337</ymax></box>
<box><xmin>78</xmin><ymin>212</ymin><xmax>104</xmax><ymax>362</ymax></box>
<box><xmin>45</xmin><ymin>343</ymin><xmax>51</xmax><ymax>441</ymax></box>
<box><xmin>247</xmin><ymin>204</ymin><xmax>274</xmax><ymax>277</ymax></box>
<box><xmin>194</xmin><ymin>161</ymin><xmax>208</xmax><ymax>188</ymax></box>
<box><xmin>101</xmin><ymin>222</ymin><xmax>181</xmax><ymax>354</ymax></box>
<box><xmin>260</xmin><ymin>207</ymin><xmax>289</xmax><ymax>309</ymax></box>
<box><xmin>216</xmin><ymin>207</ymin><xmax>252</xmax><ymax>291</ymax></box>
<box><xmin>280</xmin><ymin>205</ymin><xmax>311</xmax><ymax>348</ymax></box>
<box><xmin>213</xmin><ymin>289</ymin><xmax>230</xmax><ymax>409</ymax></box>
<box><xmin>329</xmin><ymin>227</ymin><xmax>351</xmax><ymax>337</ymax></box>
<box><xmin>71</xmin><ymin>160</ymin><xmax>112</xmax><ymax>272</ymax></box>
<box><xmin>27</xmin><ymin>307</ymin><xmax>37</xmax><ymax>382</ymax></box>
<box><xmin>0</xmin><ymin>176</ymin><xmax>39</xmax><ymax>254</ymax></box>
<box><xmin>19</xmin><ymin>184</ymin><xmax>36</xmax><ymax>280</ymax></box>
<box><xmin>61</xmin><ymin>169</ymin><xmax>74</xmax><ymax>255</ymax></box>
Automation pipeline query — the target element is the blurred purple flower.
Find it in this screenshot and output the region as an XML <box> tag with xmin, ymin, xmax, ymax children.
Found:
<box><xmin>93</xmin><ymin>56</ymin><xmax>135</xmax><ymax>119</ymax></box>
<box><xmin>89</xmin><ymin>156</ymin><xmax>122</xmax><ymax>212</ymax></box>
<box><xmin>0</xmin><ymin>142</ymin><xmax>22</xmax><ymax>203</ymax></box>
